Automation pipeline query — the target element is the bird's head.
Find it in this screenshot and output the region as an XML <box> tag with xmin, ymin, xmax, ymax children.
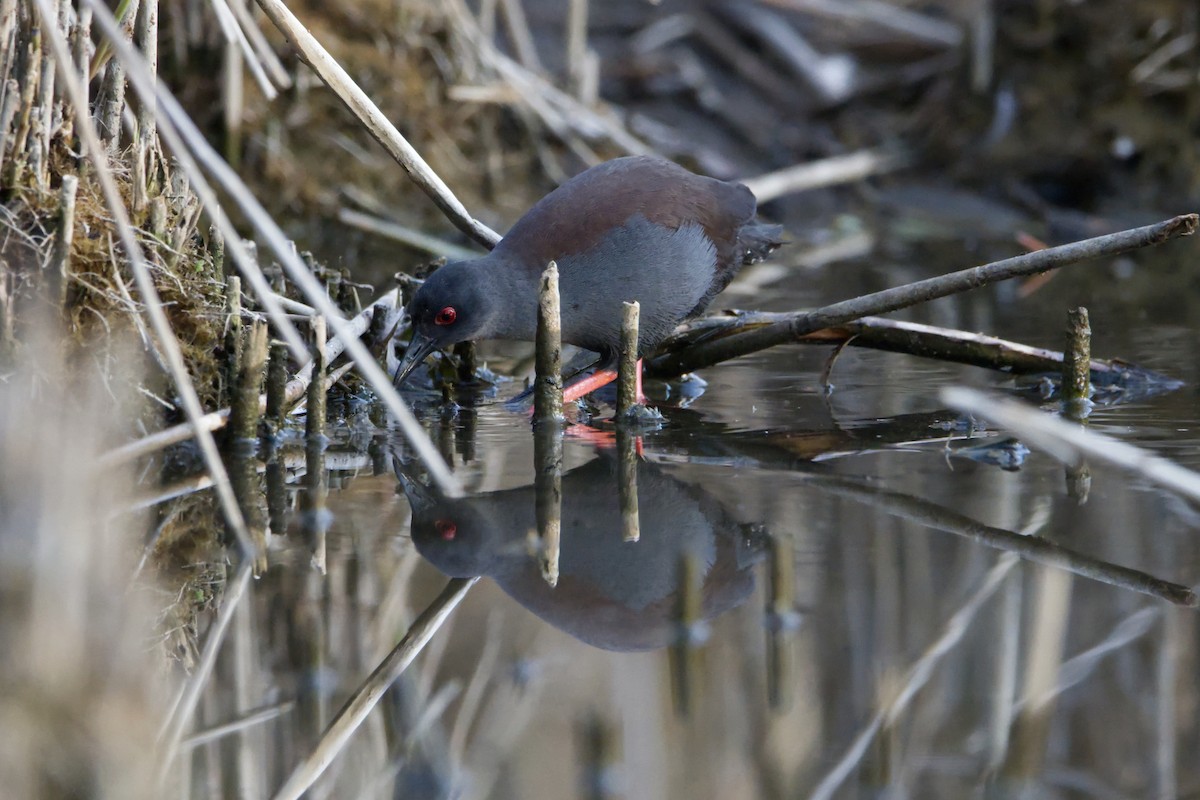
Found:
<box><xmin>394</xmin><ymin>261</ymin><xmax>496</xmax><ymax>386</ymax></box>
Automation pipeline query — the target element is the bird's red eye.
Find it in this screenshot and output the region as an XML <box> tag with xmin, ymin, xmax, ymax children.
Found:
<box><xmin>434</xmin><ymin>306</ymin><xmax>457</xmax><ymax>326</ymax></box>
<box><xmin>435</xmin><ymin>519</ymin><xmax>457</xmax><ymax>540</ymax></box>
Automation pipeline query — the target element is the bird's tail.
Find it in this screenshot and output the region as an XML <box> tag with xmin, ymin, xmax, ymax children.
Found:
<box><xmin>737</xmin><ymin>223</ymin><xmax>786</xmax><ymax>265</ymax></box>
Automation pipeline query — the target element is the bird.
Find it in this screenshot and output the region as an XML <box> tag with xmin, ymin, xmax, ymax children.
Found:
<box><xmin>393</xmin><ymin>155</ymin><xmax>784</xmax><ymax>401</ymax></box>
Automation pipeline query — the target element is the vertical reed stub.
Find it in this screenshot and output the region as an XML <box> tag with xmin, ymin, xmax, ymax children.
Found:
<box><xmin>454</xmin><ymin>341</ymin><xmax>477</xmax><ymax>385</ymax></box>
<box><xmin>304</xmin><ymin>315</ymin><xmax>329</xmax><ymax>573</ymax></box>
<box><xmin>534</xmin><ymin>264</ymin><xmax>565</xmax><ymax>583</ymax></box>
<box><xmin>229</xmin><ymin>321</ymin><xmax>269</xmax><ymax>568</ymax></box>
<box><xmin>49</xmin><ymin>173</ymin><xmax>77</xmax><ymax>314</ymax></box>
<box><xmin>230</xmin><ymin>321</ymin><xmax>268</xmax><ymax>442</ymax></box>
<box><xmin>1062</xmin><ymin>306</ymin><xmax>1092</xmax><ymax>407</ymax></box>
<box><xmin>306</xmin><ymin>316</ymin><xmax>327</xmax><ymax>443</ymax></box>
<box><xmin>223</xmin><ymin>275</ymin><xmax>243</xmax><ymax>403</ymax></box>
<box><xmin>534</xmin><ymin>261</ymin><xmax>564</xmax><ymax>425</ymax></box>
<box><xmin>132</xmin><ymin>0</ymin><xmax>159</xmax><ymax>211</ymax></box>
<box><xmin>617</xmin><ymin>300</ymin><xmax>639</xmax><ymax>418</ymax></box>
<box><xmin>265</xmin><ymin>340</ymin><xmax>288</xmax><ymax>425</ymax></box>
<box><xmin>96</xmin><ymin>0</ymin><xmax>140</xmax><ymax>150</ymax></box>
<box><xmin>1063</xmin><ymin>306</ymin><xmax>1092</xmax><ymax>501</ymax></box>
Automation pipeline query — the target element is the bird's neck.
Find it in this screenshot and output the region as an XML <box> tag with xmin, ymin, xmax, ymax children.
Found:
<box><xmin>473</xmin><ymin>253</ymin><xmax>539</xmax><ymax>342</ymax></box>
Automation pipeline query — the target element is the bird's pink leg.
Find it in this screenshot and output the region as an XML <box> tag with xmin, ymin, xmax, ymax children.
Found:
<box><xmin>562</xmin><ymin>369</ymin><xmax>618</xmax><ymax>404</ymax></box>
<box><xmin>556</xmin><ymin>360</ymin><xmax>646</xmax><ymax>405</ymax></box>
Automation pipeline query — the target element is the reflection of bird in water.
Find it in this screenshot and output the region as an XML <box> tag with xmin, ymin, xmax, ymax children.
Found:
<box><xmin>397</xmin><ymin>455</ymin><xmax>769</xmax><ymax>652</ymax></box>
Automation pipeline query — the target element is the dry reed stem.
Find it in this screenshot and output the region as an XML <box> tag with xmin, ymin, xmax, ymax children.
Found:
<box><xmin>227</xmin><ymin>0</ymin><xmax>290</xmax><ymax>89</ymax></box>
<box><xmin>741</xmin><ymin>147</ymin><xmax>911</xmax><ymax>203</ymax></box>
<box><xmin>85</xmin><ymin>0</ymin><xmax>308</xmax><ymax>361</ymax></box>
<box><xmin>132</xmin><ymin>0</ymin><xmax>157</xmax><ymax>211</ymax></box>
<box><xmin>211</xmin><ymin>0</ymin><xmax>276</xmax><ymax>100</ymax></box>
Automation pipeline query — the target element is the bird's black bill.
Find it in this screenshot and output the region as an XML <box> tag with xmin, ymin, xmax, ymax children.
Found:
<box><xmin>393</xmin><ymin>331</ymin><xmax>438</xmax><ymax>388</ymax></box>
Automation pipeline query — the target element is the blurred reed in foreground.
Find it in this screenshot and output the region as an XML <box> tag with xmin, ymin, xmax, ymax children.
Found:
<box><xmin>0</xmin><ymin>335</ymin><xmax>169</xmax><ymax>799</ymax></box>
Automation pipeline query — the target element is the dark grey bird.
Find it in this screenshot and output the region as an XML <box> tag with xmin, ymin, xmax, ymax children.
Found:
<box><xmin>393</xmin><ymin>155</ymin><xmax>783</xmax><ymax>395</ymax></box>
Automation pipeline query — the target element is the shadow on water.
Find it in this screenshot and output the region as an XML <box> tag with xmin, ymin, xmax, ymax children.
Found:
<box><xmin>397</xmin><ymin>451</ymin><xmax>770</xmax><ymax>652</ymax></box>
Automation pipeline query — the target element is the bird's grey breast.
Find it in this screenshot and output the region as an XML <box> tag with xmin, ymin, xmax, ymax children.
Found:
<box><xmin>555</xmin><ymin>215</ymin><xmax>717</xmax><ymax>354</ymax></box>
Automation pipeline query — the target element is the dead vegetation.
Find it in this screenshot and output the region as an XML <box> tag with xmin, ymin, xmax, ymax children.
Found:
<box><xmin>3</xmin><ymin>0</ymin><xmax>1200</xmax><ymax>797</ymax></box>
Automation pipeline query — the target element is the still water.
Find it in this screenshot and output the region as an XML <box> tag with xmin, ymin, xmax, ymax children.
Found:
<box><xmin>196</xmin><ymin>224</ymin><xmax>1200</xmax><ymax>799</ymax></box>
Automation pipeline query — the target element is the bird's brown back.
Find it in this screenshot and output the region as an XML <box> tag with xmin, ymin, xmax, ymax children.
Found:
<box><xmin>495</xmin><ymin>155</ymin><xmax>757</xmax><ymax>274</ymax></box>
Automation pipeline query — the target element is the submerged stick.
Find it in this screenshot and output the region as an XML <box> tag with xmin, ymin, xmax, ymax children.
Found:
<box><xmin>251</xmin><ymin>0</ymin><xmax>500</xmax><ymax>249</ymax></box>
<box><xmin>650</xmin><ymin>214</ymin><xmax>1199</xmax><ymax>377</ymax></box>
<box><xmin>617</xmin><ymin>426</ymin><xmax>639</xmax><ymax>542</ymax></box>
<box><xmin>271</xmin><ymin>577</ymin><xmax>478</xmax><ymax>800</ymax></box>
<box><xmin>813</xmin><ymin>473</ymin><xmax>1197</xmax><ymax>606</ymax></box>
